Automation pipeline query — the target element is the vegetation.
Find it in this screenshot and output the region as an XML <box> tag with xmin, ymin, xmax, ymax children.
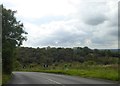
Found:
<box><xmin>2</xmin><ymin>5</ymin><xmax>27</xmax><ymax>84</ymax></box>
<box><xmin>1</xmin><ymin>5</ymin><xmax>119</xmax><ymax>84</ymax></box>
<box><xmin>15</xmin><ymin>62</ymin><xmax>119</xmax><ymax>81</ymax></box>
<box><xmin>2</xmin><ymin>73</ymin><xmax>11</xmax><ymax>84</ymax></box>
<box><xmin>14</xmin><ymin>46</ymin><xmax>119</xmax><ymax>68</ymax></box>
<box><xmin>13</xmin><ymin>46</ymin><xmax>119</xmax><ymax>81</ymax></box>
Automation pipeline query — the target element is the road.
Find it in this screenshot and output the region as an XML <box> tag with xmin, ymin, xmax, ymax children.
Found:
<box><xmin>7</xmin><ymin>72</ymin><xmax>117</xmax><ymax>85</ymax></box>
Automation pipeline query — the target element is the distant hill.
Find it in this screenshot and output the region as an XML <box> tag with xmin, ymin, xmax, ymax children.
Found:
<box><xmin>99</xmin><ymin>49</ymin><xmax>119</xmax><ymax>52</ymax></box>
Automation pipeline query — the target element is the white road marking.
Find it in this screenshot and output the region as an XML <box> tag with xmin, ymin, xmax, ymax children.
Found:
<box><xmin>48</xmin><ymin>78</ymin><xmax>61</xmax><ymax>84</ymax></box>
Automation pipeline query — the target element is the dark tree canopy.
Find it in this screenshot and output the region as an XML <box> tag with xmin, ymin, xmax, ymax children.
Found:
<box><xmin>2</xmin><ymin>5</ymin><xmax>27</xmax><ymax>74</ymax></box>
<box><xmin>14</xmin><ymin>46</ymin><xmax>118</xmax><ymax>70</ymax></box>
<box><xmin>2</xmin><ymin>5</ymin><xmax>27</xmax><ymax>47</ymax></box>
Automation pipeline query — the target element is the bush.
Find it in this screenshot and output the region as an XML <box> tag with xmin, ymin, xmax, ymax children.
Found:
<box><xmin>83</xmin><ymin>61</ymin><xmax>96</xmax><ymax>66</ymax></box>
<box><xmin>13</xmin><ymin>61</ymin><xmax>22</xmax><ymax>71</ymax></box>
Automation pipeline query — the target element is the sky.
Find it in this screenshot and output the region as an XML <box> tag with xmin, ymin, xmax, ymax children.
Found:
<box><xmin>1</xmin><ymin>0</ymin><xmax>119</xmax><ymax>49</ymax></box>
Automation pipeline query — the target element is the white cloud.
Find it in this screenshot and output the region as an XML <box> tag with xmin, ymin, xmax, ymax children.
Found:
<box><xmin>1</xmin><ymin>0</ymin><xmax>77</xmax><ymax>19</ymax></box>
<box><xmin>1</xmin><ymin>0</ymin><xmax>119</xmax><ymax>49</ymax></box>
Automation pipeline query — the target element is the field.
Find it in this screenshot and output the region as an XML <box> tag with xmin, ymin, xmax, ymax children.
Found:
<box><xmin>16</xmin><ymin>63</ymin><xmax>119</xmax><ymax>81</ymax></box>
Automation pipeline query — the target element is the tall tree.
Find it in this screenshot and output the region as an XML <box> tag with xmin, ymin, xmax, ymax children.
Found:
<box><xmin>2</xmin><ymin>5</ymin><xmax>27</xmax><ymax>74</ymax></box>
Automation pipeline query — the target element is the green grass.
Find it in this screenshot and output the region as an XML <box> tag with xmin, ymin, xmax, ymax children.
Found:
<box><xmin>18</xmin><ymin>64</ymin><xmax>119</xmax><ymax>81</ymax></box>
<box><xmin>2</xmin><ymin>73</ymin><xmax>11</xmax><ymax>84</ymax></box>
<box><xmin>0</xmin><ymin>73</ymin><xmax>1</xmax><ymax>85</ymax></box>
<box><xmin>40</xmin><ymin>69</ymin><xmax>118</xmax><ymax>81</ymax></box>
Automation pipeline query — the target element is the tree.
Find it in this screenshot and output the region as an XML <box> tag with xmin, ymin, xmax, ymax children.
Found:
<box><xmin>2</xmin><ymin>5</ymin><xmax>27</xmax><ymax>74</ymax></box>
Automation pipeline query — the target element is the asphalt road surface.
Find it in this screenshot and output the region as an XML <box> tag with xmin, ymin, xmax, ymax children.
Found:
<box><xmin>7</xmin><ymin>72</ymin><xmax>117</xmax><ymax>85</ymax></box>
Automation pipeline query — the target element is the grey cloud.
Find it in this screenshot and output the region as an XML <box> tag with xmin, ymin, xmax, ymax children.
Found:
<box><xmin>23</xmin><ymin>1</ymin><xmax>118</xmax><ymax>49</ymax></box>
<box><xmin>92</xmin><ymin>37</ymin><xmax>109</xmax><ymax>45</ymax></box>
<box><xmin>34</xmin><ymin>28</ymin><xmax>90</xmax><ymax>47</ymax></box>
<box><xmin>108</xmin><ymin>27</ymin><xmax>118</xmax><ymax>37</ymax></box>
<box><xmin>84</xmin><ymin>14</ymin><xmax>107</xmax><ymax>25</ymax></box>
<box><xmin>91</xmin><ymin>27</ymin><xmax>118</xmax><ymax>48</ymax></box>
<box><xmin>79</xmin><ymin>2</ymin><xmax>108</xmax><ymax>26</ymax></box>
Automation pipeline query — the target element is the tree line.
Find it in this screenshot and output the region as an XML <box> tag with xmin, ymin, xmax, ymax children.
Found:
<box><xmin>14</xmin><ymin>46</ymin><xmax>119</xmax><ymax>69</ymax></box>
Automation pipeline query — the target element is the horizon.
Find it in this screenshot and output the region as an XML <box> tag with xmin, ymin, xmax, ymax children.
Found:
<box><xmin>18</xmin><ymin>46</ymin><xmax>119</xmax><ymax>50</ymax></box>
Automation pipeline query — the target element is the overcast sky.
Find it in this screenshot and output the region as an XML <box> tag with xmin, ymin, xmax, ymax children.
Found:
<box><xmin>1</xmin><ymin>0</ymin><xmax>119</xmax><ymax>49</ymax></box>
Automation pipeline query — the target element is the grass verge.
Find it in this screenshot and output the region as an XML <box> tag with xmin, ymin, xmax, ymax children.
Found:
<box><xmin>2</xmin><ymin>73</ymin><xmax>11</xmax><ymax>84</ymax></box>
<box><xmin>19</xmin><ymin>65</ymin><xmax>119</xmax><ymax>81</ymax></box>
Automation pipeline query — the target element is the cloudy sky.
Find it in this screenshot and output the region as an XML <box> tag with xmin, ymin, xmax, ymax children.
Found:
<box><xmin>1</xmin><ymin>0</ymin><xmax>119</xmax><ymax>49</ymax></box>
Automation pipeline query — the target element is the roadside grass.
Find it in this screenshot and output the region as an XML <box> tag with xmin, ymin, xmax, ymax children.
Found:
<box><xmin>18</xmin><ymin>64</ymin><xmax>119</xmax><ymax>81</ymax></box>
<box><xmin>0</xmin><ymin>72</ymin><xmax>1</xmax><ymax>85</ymax></box>
<box><xmin>2</xmin><ymin>73</ymin><xmax>11</xmax><ymax>84</ymax></box>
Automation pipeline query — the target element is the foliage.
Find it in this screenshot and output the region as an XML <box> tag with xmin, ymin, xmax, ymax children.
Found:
<box><xmin>2</xmin><ymin>5</ymin><xmax>27</xmax><ymax>75</ymax></box>
<box><xmin>14</xmin><ymin>46</ymin><xmax>119</xmax><ymax>69</ymax></box>
<box><xmin>2</xmin><ymin>73</ymin><xmax>11</xmax><ymax>84</ymax></box>
<box><xmin>13</xmin><ymin>46</ymin><xmax>119</xmax><ymax>81</ymax></box>
<box><xmin>83</xmin><ymin>61</ymin><xmax>96</xmax><ymax>66</ymax></box>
